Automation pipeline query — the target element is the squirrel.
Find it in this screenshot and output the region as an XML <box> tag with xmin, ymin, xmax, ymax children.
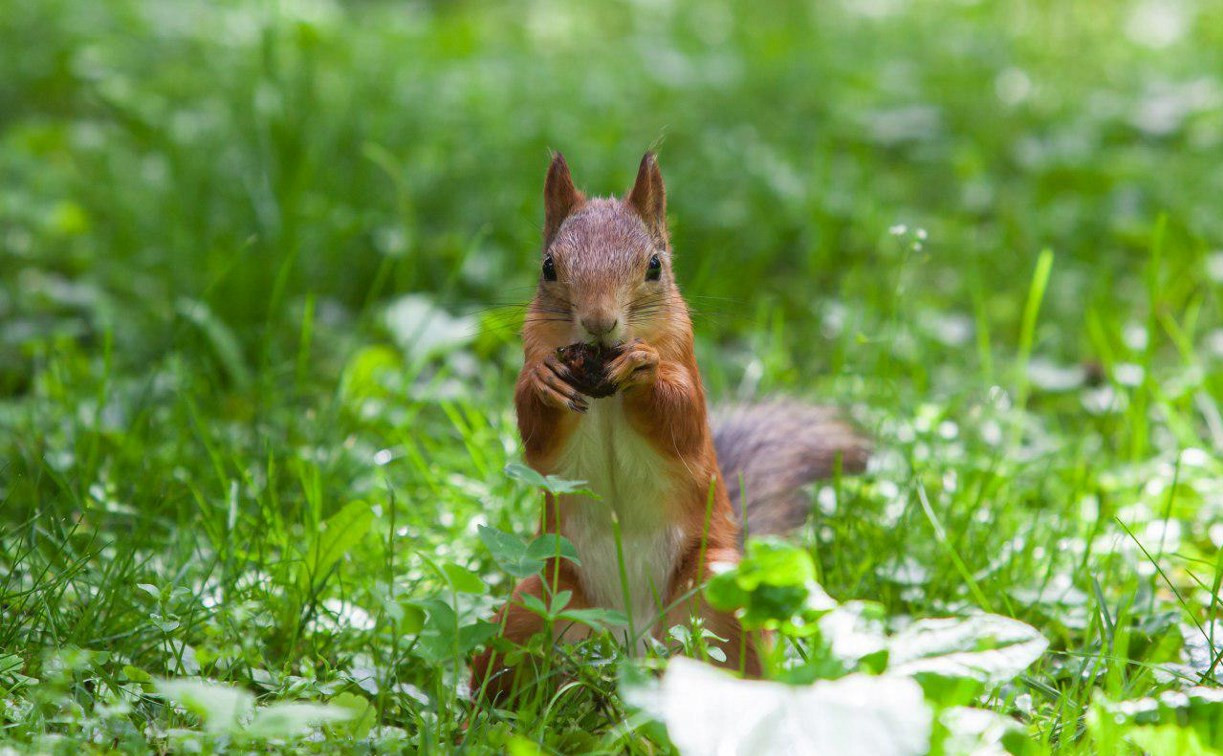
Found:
<box><xmin>470</xmin><ymin>152</ymin><xmax>869</xmax><ymax>701</ymax></box>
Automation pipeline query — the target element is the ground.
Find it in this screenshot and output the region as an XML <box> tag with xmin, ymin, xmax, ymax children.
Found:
<box><xmin>1</xmin><ymin>0</ymin><xmax>1222</xmax><ymax>752</ymax></box>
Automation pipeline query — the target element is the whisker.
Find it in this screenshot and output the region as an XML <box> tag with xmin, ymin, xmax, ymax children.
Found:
<box><xmin>628</xmin><ymin>296</ymin><xmax>693</xmax><ymax>310</ymax></box>
<box><xmin>467</xmin><ymin>316</ymin><xmax>571</xmax><ymax>338</ymax></box>
<box><xmin>681</xmin><ymin>294</ymin><xmax>744</xmax><ymax>303</ymax></box>
<box><xmin>458</xmin><ymin>304</ymin><xmax>531</xmax><ymax>319</ymax></box>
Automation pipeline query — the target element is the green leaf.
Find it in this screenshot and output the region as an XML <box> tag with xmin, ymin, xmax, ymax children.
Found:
<box><xmin>705</xmin><ymin>538</ymin><xmax>835</xmax><ymax>630</ymax></box>
<box><xmin>542</xmin><ymin>475</ymin><xmax>597</xmax><ymax>496</ymax></box>
<box><xmin>399</xmin><ymin>603</ymin><xmax>426</xmax><ymax>634</ymax></box>
<box><xmin>520</xmin><ymin>592</ymin><xmax>548</xmax><ymax>616</ymax></box>
<box><xmin>123</xmin><ymin>664</ymin><xmax>153</xmax><ymax>684</ymax></box>
<box><xmin>526</xmin><ymin>534</ymin><xmax>581</xmax><ymax>565</ymax></box>
<box><xmin>478</xmin><ymin>525</ymin><xmax>536</xmax><ymax>578</ymax></box>
<box><xmin>300</xmin><ymin>500</ymin><xmax>375</xmax><ymax>593</ymax></box>
<box><xmin>0</xmin><ymin>654</ymin><xmax>22</xmax><ymax>676</ymax></box>
<box><xmin>705</xmin><ymin>571</ymin><xmax>749</xmax><ymax>610</ymax></box>
<box><xmin>460</xmin><ymin>620</ymin><xmax>499</xmax><ymax>653</ymax></box>
<box><xmin>411</xmin><ymin>598</ymin><xmax>459</xmax><ymax>663</ymax></box>
<box><xmin>733</xmin><ymin>539</ymin><xmax>816</xmax><ymax>590</ymax></box>
<box><xmin>156</xmin><ymin>679</ymin><xmax>254</xmax><ymax>733</ymax></box>
<box><xmin>329</xmin><ymin>692</ymin><xmax>377</xmax><ymax>739</ymax></box>
<box><xmin>441</xmin><ymin>561</ymin><xmax>486</xmax><ymax>594</ymax></box>
<box><xmin>479</xmin><ymin>526</ymin><xmax>582</xmax><ymax>579</ymax></box>
<box><xmin>558</xmin><ymin>607</ymin><xmax>629</xmax><ymax>630</ymax></box>
<box><xmin>504</xmin><ymin>463</ymin><xmax>596</xmax><ymax>497</ymax></box>
<box><xmin>508</xmin><ymin>735</ymin><xmax>545</xmax><ymax>756</ymax></box>
<box><xmin>504</xmin><ymin>463</ymin><xmax>549</xmax><ymax>489</ymax></box>
<box><xmin>548</xmin><ymin>589</ymin><xmax>573</xmax><ymax>615</ymax></box>
<box><xmin>412</xmin><ymin>599</ymin><xmax>497</xmax><ymax>662</ymax></box>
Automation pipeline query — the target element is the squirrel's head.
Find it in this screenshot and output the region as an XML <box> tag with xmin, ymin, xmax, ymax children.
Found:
<box><xmin>528</xmin><ymin>152</ymin><xmax>684</xmax><ymax>349</ymax></box>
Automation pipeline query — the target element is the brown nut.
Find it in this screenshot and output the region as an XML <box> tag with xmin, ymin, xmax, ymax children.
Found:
<box><xmin>555</xmin><ymin>342</ymin><xmax>624</xmax><ymax>398</ymax></box>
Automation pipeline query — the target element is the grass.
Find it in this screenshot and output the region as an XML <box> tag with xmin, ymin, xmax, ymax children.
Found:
<box><xmin>2</xmin><ymin>0</ymin><xmax>1222</xmax><ymax>751</ymax></box>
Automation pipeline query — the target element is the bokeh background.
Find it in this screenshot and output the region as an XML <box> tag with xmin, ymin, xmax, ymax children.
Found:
<box><xmin>3</xmin><ymin>0</ymin><xmax>1223</xmax><ymax>751</ymax></box>
<box><xmin>5</xmin><ymin>0</ymin><xmax>1221</xmax><ymax>391</ymax></box>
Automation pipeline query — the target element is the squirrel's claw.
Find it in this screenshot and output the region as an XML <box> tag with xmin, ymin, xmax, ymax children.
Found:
<box><xmin>534</xmin><ymin>355</ymin><xmax>589</xmax><ymax>413</ymax></box>
<box><xmin>608</xmin><ymin>339</ymin><xmax>660</xmax><ymax>391</ymax></box>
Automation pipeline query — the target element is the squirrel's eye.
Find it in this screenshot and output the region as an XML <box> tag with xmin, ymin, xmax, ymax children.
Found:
<box><xmin>542</xmin><ymin>255</ymin><xmax>557</xmax><ymax>282</ymax></box>
<box><xmin>646</xmin><ymin>254</ymin><xmax>662</xmax><ymax>281</ymax></box>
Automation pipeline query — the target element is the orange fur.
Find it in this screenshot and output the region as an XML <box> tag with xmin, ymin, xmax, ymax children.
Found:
<box><xmin>471</xmin><ymin>152</ymin><xmax>753</xmax><ymax>701</ymax></box>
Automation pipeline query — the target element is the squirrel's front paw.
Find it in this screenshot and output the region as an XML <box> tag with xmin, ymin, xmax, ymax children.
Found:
<box><xmin>608</xmin><ymin>339</ymin><xmax>660</xmax><ymax>391</ymax></box>
<box><xmin>530</xmin><ymin>355</ymin><xmax>589</xmax><ymax>413</ymax></box>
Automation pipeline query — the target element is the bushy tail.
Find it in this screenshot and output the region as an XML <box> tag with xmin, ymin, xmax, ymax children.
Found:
<box><xmin>713</xmin><ymin>401</ymin><xmax>870</xmax><ymax>539</ymax></box>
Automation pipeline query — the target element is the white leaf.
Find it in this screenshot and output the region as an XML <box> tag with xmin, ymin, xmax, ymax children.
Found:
<box><xmin>246</xmin><ymin>702</ymin><xmax>354</xmax><ymax>739</ymax></box>
<box><xmin>888</xmin><ymin>614</ymin><xmax>1048</xmax><ymax>686</ymax></box>
<box><xmin>156</xmin><ymin>679</ymin><xmax>254</xmax><ymax>732</ymax></box>
<box><xmin>939</xmin><ymin>707</ymin><xmax>1020</xmax><ymax>756</ymax></box>
<box><xmin>384</xmin><ymin>294</ymin><xmax>475</xmax><ymax>360</ymax></box>
<box><xmin>647</xmin><ymin>658</ymin><xmax>931</xmax><ymax>756</ymax></box>
<box><xmin>1180</xmin><ymin>619</ymin><xmax>1223</xmax><ymax>677</ymax></box>
<box><xmin>819</xmin><ymin>601</ymin><xmax>888</xmax><ymax>665</ymax></box>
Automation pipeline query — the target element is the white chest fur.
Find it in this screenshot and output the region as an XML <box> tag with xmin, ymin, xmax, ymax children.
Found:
<box><xmin>554</xmin><ymin>396</ymin><xmax>683</xmax><ymax>640</ymax></box>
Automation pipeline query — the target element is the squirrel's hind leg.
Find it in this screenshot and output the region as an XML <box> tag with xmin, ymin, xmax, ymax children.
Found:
<box><xmin>470</xmin><ymin>564</ymin><xmax>588</xmax><ymax>704</ymax></box>
<box><xmin>664</xmin><ymin>547</ymin><xmax>763</xmax><ymax>677</ymax></box>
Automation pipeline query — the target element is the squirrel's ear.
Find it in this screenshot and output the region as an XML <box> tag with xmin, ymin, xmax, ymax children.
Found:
<box><xmin>626</xmin><ymin>152</ymin><xmax>667</xmax><ymax>244</ymax></box>
<box><xmin>544</xmin><ymin>152</ymin><xmax>583</xmax><ymax>247</ymax></box>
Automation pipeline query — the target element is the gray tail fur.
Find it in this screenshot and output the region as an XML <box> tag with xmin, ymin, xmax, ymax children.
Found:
<box><xmin>713</xmin><ymin>401</ymin><xmax>870</xmax><ymax>539</ymax></box>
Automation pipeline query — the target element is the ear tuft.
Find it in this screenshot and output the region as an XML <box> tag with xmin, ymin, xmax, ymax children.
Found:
<box><xmin>544</xmin><ymin>152</ymin><xmax>584</xmax><ymax>247</ymax></box>
<box><xmin>626</xmin><ymin>151</ymin><xmax>667</xmax><ymax>244</ymax></box>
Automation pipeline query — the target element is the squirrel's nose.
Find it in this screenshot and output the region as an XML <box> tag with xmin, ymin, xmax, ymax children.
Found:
<box><xmin>580</xmin><ymin>315</ymin><xmax>619</xmax><ymax>339</ymax></box>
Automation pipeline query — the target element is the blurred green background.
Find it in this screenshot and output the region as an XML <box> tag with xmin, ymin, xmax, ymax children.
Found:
<box><xmin>2</xmin><ymin>0</ymin><xmax>1223</xmax><ymax>751</ymax></box>
<box><xmin>4</xmin><ymin>0</ymin><xmax>1221</xmax><ymax>391</ymax></box>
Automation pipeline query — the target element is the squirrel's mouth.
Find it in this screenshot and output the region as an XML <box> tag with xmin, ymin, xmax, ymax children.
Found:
<box><xmin>575</xmin><ymin>320</ymin><xmax>628</xmax><ymax>348</ymax></box>
<box><xmin>585</xmin><ymin>335</ymin><xmax>625</xmax><ymax>348</ymax></box>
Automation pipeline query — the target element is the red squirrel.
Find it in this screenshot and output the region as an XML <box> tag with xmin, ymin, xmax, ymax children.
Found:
<box><xmin>471</xmin><ymin>152</ymin><xmax>868</xmax><ymax>701</ymax></box>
